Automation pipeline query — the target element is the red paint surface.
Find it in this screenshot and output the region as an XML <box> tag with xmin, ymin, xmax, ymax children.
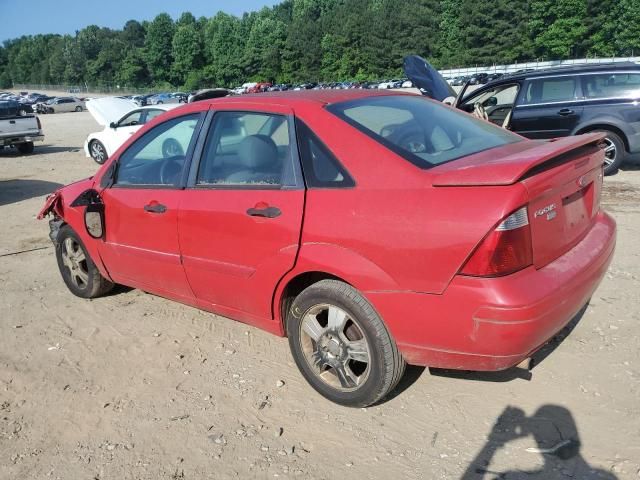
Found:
<box><xmin>41</xmin><ymin>90</ymin><xmax>616</xmax><ymax>371</ymax></box>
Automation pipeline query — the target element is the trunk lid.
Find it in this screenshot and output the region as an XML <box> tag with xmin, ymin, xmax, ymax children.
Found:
<box><xmin>86</xmin><ymin>97</ymin><xmax>138</xmax><ymax>127</ymax></box>
<box><xmin>433</xmin><ymin>133</ymin><xmax>606</xmax><ymax>268</ymax></box>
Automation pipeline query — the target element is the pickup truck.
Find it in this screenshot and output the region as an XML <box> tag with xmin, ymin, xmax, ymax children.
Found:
<box><xmin>0</xmin><ymin>100</ymin><xmax>44</xmax><ymax>154</ymax></box>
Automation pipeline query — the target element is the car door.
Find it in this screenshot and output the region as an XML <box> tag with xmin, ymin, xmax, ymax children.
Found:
<box><xmin>510</xmin><ymin>75</ymin><xmax>584</xmax><ymax>139</ymax></box>
<box><xmin>178</xmin><ymin>106</ymin><xmax>305</xmax><ymax>322</ymax></box>
<box><xmin>458</xmin><ymin>83</ymin><xmax>521</xmax><ymax>128</ymax></box>
<box><xmin>97</xmin><ymin>112</ymin><xmax>204</xmax><ymax>300</ymax></box>
<box><xmin>59</xmin><ymin>98</ymin><xmax>73</xmax><ymax>113</ymax></box>
<box><xmin>107</xmin><ymin>109</ymin><xmax>145</xmax><ymax>154</ymax></box>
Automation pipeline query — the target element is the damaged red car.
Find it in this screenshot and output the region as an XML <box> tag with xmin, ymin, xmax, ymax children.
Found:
<box><xmin>39</xmin><ymin>89</ymin><xmax>615</xmax><ymax>406</ymax></box>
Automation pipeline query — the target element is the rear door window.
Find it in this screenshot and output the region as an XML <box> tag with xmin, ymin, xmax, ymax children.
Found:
<box><xmin>582</xmin><ymin>73</ymin><xmax>640</xmax><ymax>99</ymax></box>
<box><xmin>118</xmin><ymin>110</ymin><xmax>143</xmax><ymax>127</ymax></box>
<box><xmin>195</xmin><ymin>112</ymin><xmax>296</xmax><ymax>188</ymax></box>
<box><xmin>327</xmin><ymin>95</ymin><xmax>521</xmax><ymax>168</ymax></box>
<box><xmin>522</xmin><ymin>77</ymin><xmax>577</xmax><ymax>104</ymax></box>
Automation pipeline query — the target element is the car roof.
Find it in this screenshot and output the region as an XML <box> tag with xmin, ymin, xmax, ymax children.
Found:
<box><xmin>494</xmin><ymin>62</ymin><xmax>640</xmax><ymax>83</ymax></box>
<box><xmin>203</xmin><ymin>89</ymin><xmax>410</xmax><ymax>108</ymax></box>
<box><xmin>140</xmin><ymin>104</ymin><xmax>178</xmax><ymax>111</ymax></box>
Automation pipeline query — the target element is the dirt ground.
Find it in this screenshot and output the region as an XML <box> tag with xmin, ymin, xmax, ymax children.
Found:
<box><xmin>1</xmin><ymin>111</ymin><xmax>639</xmax><ymax>480</ymax></box>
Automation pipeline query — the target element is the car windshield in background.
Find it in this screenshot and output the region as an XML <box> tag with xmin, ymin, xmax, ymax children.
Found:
<box><xmin>327</xmin><ymin>95</ymin><xmax>521</xmax><ymax>168</ymax></box>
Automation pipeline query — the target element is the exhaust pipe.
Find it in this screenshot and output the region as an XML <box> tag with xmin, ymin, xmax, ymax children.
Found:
<box><xmin>516</xmin><ymin>357</ymin><xmax>536</xmax><ymax>370</ymax></box>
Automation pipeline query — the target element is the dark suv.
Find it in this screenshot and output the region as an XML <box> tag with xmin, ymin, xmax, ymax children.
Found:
<box><xmin>456</xmin><ymin>63</ymin><xmax>640</xmax><ymax>175</ymax></box>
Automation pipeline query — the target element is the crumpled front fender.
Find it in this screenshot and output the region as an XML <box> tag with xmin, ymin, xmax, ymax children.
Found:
<box><xmin>37</xmin><ymin>190</ymin><xmax>62</xmax><ymax>220</ymax></box>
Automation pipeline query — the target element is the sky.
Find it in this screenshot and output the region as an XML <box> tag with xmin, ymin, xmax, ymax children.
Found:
<box><xmin>0</xmin><ymin>0</ymin><xmax>281</xmax><ymax>42</ymax></box>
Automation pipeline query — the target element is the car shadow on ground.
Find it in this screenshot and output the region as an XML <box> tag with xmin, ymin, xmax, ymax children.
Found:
<box><xmin>459</xmin><ymin>404</ymin><xmax>617</xmax><ymax>479</ymax></box>
<box><xmin>0</xmin><ymin>179</ymin><xmax>63</xmax><ymax>206</ymax></box>
<box><xmin>429</xmin><ymin>303</ymin><xmax>588</xmax><ymax>383</ymax></box>
<box><xmin>0</xmin><ymin>145</ymin><xmax>80</xmax><ymax>156</ymax></box>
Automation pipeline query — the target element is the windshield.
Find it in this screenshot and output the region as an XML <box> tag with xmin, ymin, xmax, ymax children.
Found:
<box><xmin>327</xmin><ymin>95</ymin><xmax>521</xmax><ymax>168</ymax></box>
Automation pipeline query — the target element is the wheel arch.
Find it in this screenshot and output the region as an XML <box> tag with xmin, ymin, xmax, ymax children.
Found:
<box><xmin>273</xmin><ymin>243</ymin><xmax>400</xmax><ymax>336</ymax></box>
<box><xmin>277</xmin><ymin>271</ymin><xmax>348</xmax><ymax>335</ymax></box>
<box><xmin>574</xmin><ymin>123</ymin><xmax>629</xmax><ymax>152</ymax></box>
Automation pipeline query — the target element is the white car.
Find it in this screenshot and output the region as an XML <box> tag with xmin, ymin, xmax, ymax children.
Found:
<box><xmin>84</xmin><ymin>97</ymin><xmax>179</xmax><ymax>164</ymax></box>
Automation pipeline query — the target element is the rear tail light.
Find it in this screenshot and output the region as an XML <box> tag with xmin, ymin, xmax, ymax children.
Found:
<box><xmin>36</xmin><ymin>116</ymin><xmax>42</xmax><ymax>130</ymax></box>
<box><xmin>460</xmin><ymin>206</ymin><xmax>533</xmax><ymax>277</ymax></box>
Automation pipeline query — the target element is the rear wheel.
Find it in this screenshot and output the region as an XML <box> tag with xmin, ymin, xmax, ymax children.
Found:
<box><xmin>75</xmin><ymin>105</ymin><xmax>82</xmax><ymax>112</ymax></box>
<box><xmin>594</xmin><ymin>130</ymin><xmax>625</xmax><ymax>176</ymax></box>
<box><xmin>89</xmin><ymin>140</ymin><xmax>107</xmax><ymax>164</ymax></box>
<box><xmin>55</xmin><ymin>225</ymin><xmax>113</xmax><ymax>298</ymax></box>
<box><xmin>17</xmin><ymin>142</ymin><xmax>34</xmax><ymax>154</ymax></box>
<box><xmin>287</xmin><ymin>280</ymin><xmax>405</xmax><ymax>407</ymax></box>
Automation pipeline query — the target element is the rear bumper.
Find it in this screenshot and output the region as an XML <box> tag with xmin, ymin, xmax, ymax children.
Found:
<box><xmin>367</xmin><ymin>211</ymin><xmax>616</xmax><ymax>371</ymax></box>
<box><xmin>0</xmin><ymin>133</ymin><xmax>44</xmax><ymax>146</ymax></box>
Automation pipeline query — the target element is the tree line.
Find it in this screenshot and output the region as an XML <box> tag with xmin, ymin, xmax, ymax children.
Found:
<box><xmin>1</xmin><ymin>0</ymin><xmax>639</xmax><ymax>91</ymax></box>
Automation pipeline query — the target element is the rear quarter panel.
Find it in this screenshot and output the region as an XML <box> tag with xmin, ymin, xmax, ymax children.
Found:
<box><xmin>293</xmin><ymin>106</ymin><xmax>530</xmax><ymax>294</ymax></box>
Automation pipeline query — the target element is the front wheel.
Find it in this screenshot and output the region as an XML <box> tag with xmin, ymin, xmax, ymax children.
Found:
<box><xmin>595</xmin><ymin>130</ymin><xmax>625</xmax><ymax>176</ymax></box>
<box><xmin>75</xmin><ymin>105</ymin><xmax>82</xmax><ymax>112</ymax></box>
<box><xmin>287</xmin><ymin>280</ymin><xmax>405</xmax><ymax>407</ymax></box>
<box><xmin>55</xmin><ymin>225</ymin><xmax>114</xmax><ymax>298</ymax></box>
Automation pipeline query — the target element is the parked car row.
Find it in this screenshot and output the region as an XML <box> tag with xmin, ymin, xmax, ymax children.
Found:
<box><xmin>230</xmin><ymin>79</ymin><xmax>414</xmax><ymax>94</ymax></box>
<box><xmin>126</xmin><ymin>92</ymin><xmax>187</xmax><ymax>106</ymax></box>
<box><xmin>447</xmin><ymin>72</ymin><xmax>506</xmax><ymax>86</ymax></box>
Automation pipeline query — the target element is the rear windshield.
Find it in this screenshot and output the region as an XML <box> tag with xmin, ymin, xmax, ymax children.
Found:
<box><xmin>327</xmin><ymin>95</ymin><xmax>521</xmax><ymax>168</ymax></box>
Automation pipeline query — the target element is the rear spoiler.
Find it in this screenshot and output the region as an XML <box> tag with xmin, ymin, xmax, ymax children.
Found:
<box><xmin>432</xmin><ymin>133</ymin><xmax>606</xmax><ymax>187</ymax></box>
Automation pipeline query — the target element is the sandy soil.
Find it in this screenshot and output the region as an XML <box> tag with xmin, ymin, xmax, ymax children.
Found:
<box><xmin>1</xmin><ymin>111</ymin><xmax>639</xmax><ymax>480</ymax></box>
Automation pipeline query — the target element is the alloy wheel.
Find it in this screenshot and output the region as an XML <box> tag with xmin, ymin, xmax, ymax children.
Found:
<box><xmin>602</xmin><ymin>137</ymin><xmax>617</xmax><ymax>167</ymax></box>
<box><xmin>61</xmin><ymin>237</ymin><xmax>89</xmax><ymax>289</ymax></box>
<box><xmin>90</xmin><ymin>142</ymin><xmax>105</xmax><ymax>163</ymax></box>
<box><xmin>299</xmin><ymin>303</ymin><xmax>371</xmax><ymax>391</ymax></box>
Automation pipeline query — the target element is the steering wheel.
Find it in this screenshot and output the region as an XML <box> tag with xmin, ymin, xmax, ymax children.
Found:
<box><xmin>162</xmin><ymin>138</ymin><xmax>184</xmax><ymax>158</ymax></box>
<box><xmin>159</xmin><ymin>157</ymin><xmax>183</xmax><ymax>184</ymax></box>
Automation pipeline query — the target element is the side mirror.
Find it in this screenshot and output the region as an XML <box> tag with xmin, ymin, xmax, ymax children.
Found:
<box><xmin>109</xmin><ymin>122</ymin><xmax>117</xmax><ymax>129</ymax></box>
<box><xmin>84</xmin><ymin>203</ymin><xmax>105</xmax><ymax>239</ymax></box>
<box><xmin>70</xmin><ymin>189</ymin><xmax>105</xmax><ymax>239</ymax></box>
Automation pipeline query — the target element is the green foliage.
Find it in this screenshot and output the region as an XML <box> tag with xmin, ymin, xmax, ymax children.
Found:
<box><xmin>144</xmin><ymin>13</ymin><xmax>175</xmax><ymax>83</ymax></box>
<box><xmin>1</xmin><ymin>1</ymin><xmax>639</xmax><ymax>91</ymax></box>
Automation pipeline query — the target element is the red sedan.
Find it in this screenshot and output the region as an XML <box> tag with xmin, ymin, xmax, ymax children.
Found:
<box><xmin>39</xmin><ymin>90</ymin><xmax>615</xmax><ymax>406</ymax></box>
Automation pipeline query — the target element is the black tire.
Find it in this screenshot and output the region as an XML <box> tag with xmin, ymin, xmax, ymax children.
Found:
<box><xmin>594</xmin><ymin>130</ymin><xmax>625</xmax><ymax>176</ymax></box>
<box><xmin>18</xmin><ymin>108</ymin><xmax>27</xmax><ymax>116</ymax></box>
<box><xmin>89</xmin><ymin>140</ymin><xmax>108</xmax><ymax>164</ymax></box>
<box><xmin>55</xmin><ymin>225</ymin><xmax>114</xmax><ymax>299</ymax></box>
<box><xmin>17</xmin><ymin>142</ymin><xmax>34</xmax><ymax>154</ymax></box>
<box><xmin>48</xmin><ymin>107</ymin><xmax>54</xmax><ymax>114</ymax></box>
<box><xmin>287</xmin><ymin>279</ymin><xmax>405</xmax><ymax>407</ymax></box>
<box><xmin>75</xmin><ymin>105</ymin><xmax>82</xmax><ymax>112</ymax></box>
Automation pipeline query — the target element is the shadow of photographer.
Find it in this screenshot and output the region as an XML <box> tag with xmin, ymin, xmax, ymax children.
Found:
<box><xmin>461</xmin><ymin>405</ymin><xmax>617</xmax><ymax>479</ymax></box>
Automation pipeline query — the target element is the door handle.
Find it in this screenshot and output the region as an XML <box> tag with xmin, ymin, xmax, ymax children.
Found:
<box><xmin>246</xmin><ymin>206</ymin><xmax>281</xmax><ymax>218</ymax></box>
<box><xmin>557</xmin><ymin>108</ymin><xmax>574</xmax><ymax>116</ymax></box>
<box><xmin>144</xmin><ymin>203</ymin><xmax>167</xmax><ymax>213</ymax></box>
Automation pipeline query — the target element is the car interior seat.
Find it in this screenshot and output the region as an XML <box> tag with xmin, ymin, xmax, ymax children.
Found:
<box><xmin>225</xmin><ymin>134</ymin><xmax>282</xmax><ymax>184</ymax></box>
